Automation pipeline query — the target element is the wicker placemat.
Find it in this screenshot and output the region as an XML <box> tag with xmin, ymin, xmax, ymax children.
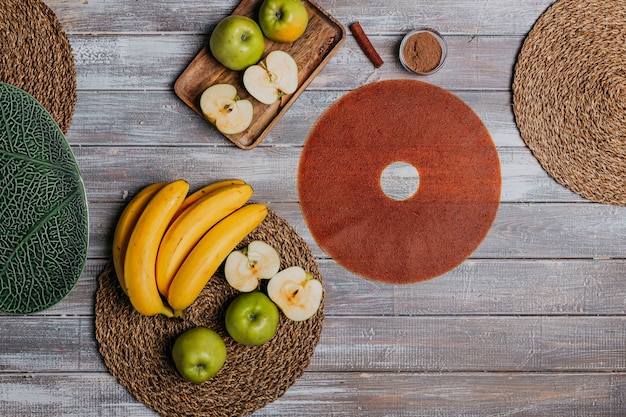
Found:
<box><xmin>513</xmin><ymin>0</ymin><xmax>626</xmax><ymax>205</ymax></box>
<box><xmin>1</xmin><ymin>0</ymin><xmax>77</xmax><ymax>134</ymax></box>
<box><xmin>95</xmin><ymin>210</ymin><xmax>324</xmax><ymax>417</ymax></box>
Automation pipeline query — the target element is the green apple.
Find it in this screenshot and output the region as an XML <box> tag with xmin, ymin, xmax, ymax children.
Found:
<box><xmin>199</xmin><ymin>84</ymin><xmax>254</xmax><ymax>134</ymax></box>
<box><xmin>224</xmin><ymin>240</ymin><xmax>281</xmax><ymax>292</ymax></box>
<box><xmin>171</xmin><ymin>327</ymin><xmax>227</xmax><ymax>383</ymax></box>
<box><xmin>258</xmin><ymin>0</ymin><xmax>309</xmax><ymax>43</ymax></box>
<box><xmin>267</xmin><ymin>266</ymin><xmax>323</xmax><ymax>321</ymax></box>
<box><xmin>225</xmin><ymin>291</ymin><xmax>279</xmax><ymax>346</ymax></box>
<box><xmin>209</xmin><ymin>15</ymin><xmax>265</xmax><ymax>71</ymax></box>
<box><xmin>243</xmin><ymin>50</ymin><xmax>298</xmax><ymax>105</ymax></box>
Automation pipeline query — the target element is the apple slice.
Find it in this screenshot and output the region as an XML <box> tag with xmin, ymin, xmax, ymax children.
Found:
<box><xmin>224</xmin><ymin>240</ymin><xmax>281</xmax><ymax>292</ymax></box>
<box><xmin>267</xmin><ymin>266</ymin><xmax>323</xmax><ymax>321</ymax></box>
<box><xmin>242</xmin><ymin>50</ymin><xmax>298</xmax><ymax>105</ymax></box>
<box><xmin>199</xmin><ymin>84</ymin><xmax>253</xmax><ymax>135</ymax></box>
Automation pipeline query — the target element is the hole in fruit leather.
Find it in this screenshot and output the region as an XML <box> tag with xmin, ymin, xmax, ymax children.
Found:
<box><xmin>380</xmin><ymin>161</ymin><xmax>420</xmax><ymax>201</ymax></box>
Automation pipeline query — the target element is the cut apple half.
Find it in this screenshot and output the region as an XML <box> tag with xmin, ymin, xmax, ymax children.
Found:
<box><xmin>224</xmin><ymin>240</ymin><xmax>281</xmax><ymax>292</ymax></box>
<box><xmin>267</xmin><ymin>266</ymin><xmax>323</xmax><ymax>321</ymax></box>
<box><xmin>243</xmin><ymin>50</ymin><xmax>298</xmax><ymax>105</ymax></box>
<box><xmin>199</xmin><ymin>84</ymin><xmax>254</xmax><ymax>135</ymax></box>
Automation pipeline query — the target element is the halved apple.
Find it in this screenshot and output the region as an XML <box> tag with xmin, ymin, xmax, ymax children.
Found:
<box><xmin>267</xmin><ymin>266</ymin><xmax>323</xmax><ymax>321</ymax></box>
<box><xmin>242</xmin><ymin>50</ymin><xmax>298</xmax><ymax>105</ymax></box>
<box><xmin>199</xmin><ymin>84</ymin><xmax>253</xmax><ymax>135</ymax></box>
<box><xmin>224</xmin><ymin>240</ymin><xmax>281</xmax><ymax>292</ymax></box>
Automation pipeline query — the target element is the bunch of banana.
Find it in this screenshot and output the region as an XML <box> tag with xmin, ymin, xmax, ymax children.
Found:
<box><xmin>111</xmin><ymin>178</ymin><xmax>267</xmax><ymax>318</ymax></box>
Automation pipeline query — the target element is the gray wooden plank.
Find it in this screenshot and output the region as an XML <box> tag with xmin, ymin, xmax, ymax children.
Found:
<box><xmin>67</xmin><ymin>90</ymin><xmax>522</xmax><ymax>147</ymax></box>
<box><xmin>46</xmin><ymin>0</ymin><xmax>552</xmax><ymax>36</ymax></box>
<box><xmin>0</xmin><ymin>372</ymin><xmax>624</xmax><ymax>416</ymax></box>
<box><xmin>319</xmin><ymin>258</ymin><xmax>626</xmax><ymax>316</ymax></box>
<box><xmin>84</xmin><ymin>200</ymin><xmax>625</xmax><ymax>260</ymax></box>
<box><xmin>74</xmin><ymin>146</ymin><xmax>581</xmax><ymax>204</ymax></box>
<box><xmin>27</xmin><ymin>257</ymin><xmax>626</xmax><ymax>317</ymax></box>
<box><xmin>68</xmin><ymin>34</ymin><xmax>523</xmax><ymax>91</ymax></box>
<box><xmin>0</xmin><ymin>318</ymin><xmax>102</xmax><ymax>372</ymax></box>
<box><xmin>275</xmin><ymin>201</ymin><xmax>626</xmax><ymax>260</ymax></box>
<box><xmin>1</xmin><ymin>316</ymin><xmax>625</xmax><ymax>373</ymax></box>
<box><xmin>0</xmin><ymin>373</ymin><xmax>155</xmax><ymax>417</ymax></box>
<box><xmin>256</xmin><ymin>372</ymin><xmax>626</xmax><ymax>416</ymax></box>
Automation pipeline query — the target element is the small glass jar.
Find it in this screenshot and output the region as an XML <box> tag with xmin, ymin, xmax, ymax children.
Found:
<box><xmin>399</xmin><ymin>28</ymin><xmax>447</xmax><ymax>75</ymax></box>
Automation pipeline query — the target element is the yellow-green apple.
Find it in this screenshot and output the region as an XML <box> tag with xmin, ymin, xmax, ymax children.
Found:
<box><xmin>243</xmin><ymin>50</ymin><xmax>298</xmax><ymax>105</ymax></box>
<box><xmin>224</xmin><ymin>241</ymin><xmax>281</xmax><ymax>292</ymax></box>
<box><xmin>225</xmin><ymin>292</ymin><xmax>279</xmax><ymax>346</ymax></box>
<box><xmin>267</xmin><ymin>266</ymin><xmax>322</xmax><ymax>321</ymax></box>
<box><xmin>258</xmin><ymin>0</ymin><xmax>309</xmax><ymax>43</ymax></box>
<box><xmin>209</xmin><ymin>15</ymin><xmax>265</xmax><ymax>71</ymax></box>
<box><xmin>171</xmin><ymin>327</ymin><xmax>227</xmax><ymax>383</ymax></box>
<box><xmin>199</xmin><ymin>84</ymin><xmax>253</xmax><ymax>135</ymax></box>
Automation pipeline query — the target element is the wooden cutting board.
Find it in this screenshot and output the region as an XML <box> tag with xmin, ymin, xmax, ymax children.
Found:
<box><xmin>174</xmin><ymin>0</ymin><xmax>345</xmax><ymax>149</ymax></box>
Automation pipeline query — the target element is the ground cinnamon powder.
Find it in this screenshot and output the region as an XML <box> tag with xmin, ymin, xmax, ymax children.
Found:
<box><xmin>402</xmin><ymin>31</ymin><xmax>443</xmax><ymax>73</ymax></box>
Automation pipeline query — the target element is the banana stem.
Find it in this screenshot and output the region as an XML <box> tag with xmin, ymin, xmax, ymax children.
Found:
<box><xmin>160</xmin><ymin>306</ymin><xmax>175</xmax><ymax>318</ymax></box>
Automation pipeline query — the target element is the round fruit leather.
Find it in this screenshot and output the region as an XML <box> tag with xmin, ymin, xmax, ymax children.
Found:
<box><xmin>298</xmin><ymin>79</ymin><xmax>501</xmax><ymax>284</ymax></box>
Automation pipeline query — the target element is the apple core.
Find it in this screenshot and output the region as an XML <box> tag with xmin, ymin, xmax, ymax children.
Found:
<box><xmin>380</xmin><ymin>161</ymin><xmax>420</xmax><ymax>201</ymax></box>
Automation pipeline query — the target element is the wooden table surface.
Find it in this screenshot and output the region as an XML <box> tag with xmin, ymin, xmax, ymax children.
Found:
<box><xmin>3</xmin><ymin>0</ymin><xmax>626</xmax><ymax>415</ymax></box>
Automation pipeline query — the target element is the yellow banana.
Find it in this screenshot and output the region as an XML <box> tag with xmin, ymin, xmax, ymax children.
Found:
<box><xmin>167</xmin><ymin>203</ymin><xmax>268</xmax><ymax>316</ymax></box>
<box><xmin>172</xmin><ymin>179</ymin><xmax>246</xmax><ymax>221</ymax></box>
<box><xmin>124</xmin><ymin>179</ymin><xmax>189</xmax><ymax>317</ymax></box>
<box><xmin>155</xmin><ymin>183</ymin><xmax>254</xmax><ymax>297</ymax></box>
<box><xmin>112</xmin><ymin>182</ymin><xmax>167</xmax><ymax>295</ymax></box>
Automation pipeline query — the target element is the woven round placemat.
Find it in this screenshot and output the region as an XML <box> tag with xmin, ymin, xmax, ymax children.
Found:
<box><xmin>95</xmin><ymin>209</ymin><xmax>324</xmax><ymax>417</ymax></box>
<box><xmin>1</xmin><ymin>0</ymin><xmax>77</xmax><ymax>134</ymax></box>
<box><xmin>513</xmin><ymin>0</ymin><xmax>626</xmax><ymax>205</ymax></box>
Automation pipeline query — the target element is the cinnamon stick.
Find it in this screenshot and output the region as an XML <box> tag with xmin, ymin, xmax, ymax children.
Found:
<box><xmin>349</xmin><ymin>22</ymin><xmax>384</xmax><ymax>68</ymax></box>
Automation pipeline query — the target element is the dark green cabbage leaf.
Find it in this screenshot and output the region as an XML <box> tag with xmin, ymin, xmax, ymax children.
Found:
<box><xmin>0</xmin><ymin>82</ymin><xmax>88</xmax><ymax>314</ymax></box>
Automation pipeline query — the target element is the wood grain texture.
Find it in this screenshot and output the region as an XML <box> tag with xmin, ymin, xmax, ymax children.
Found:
<box><xmin>74</xmin><ymin>147</ymin><xmax>584</xmax><ymax>203</ymax></box>
<box><xmin>1</xmin><ymin>373</ymin><xmax>625</xmax><ymax>416</ymax></box>
<box><xmin>2</xmin><ymin>315</ymin><xmax>626</xmax><ymax>372</ymax></box>
<box><xmin>3</xmin><ymin>0</ymin><xmax>625</xmax><ymax>415</ymax></box>
<box><xmin>85</xmin><ymin>201</ymin><xmax>626</xmax><ymax>261</ymax></box>
<box><xmin>16</xmin><ymin>257</ymin><xmax>626</xmax><ymax>317</ymax></box>
<box><xmin>68</xmin><ymin>34</ymin><xmax>522</xmax><ymax>91</ymax></box>
<box><xmin>46</xmin><ymin>0</ymin><xmax>553</xmax><ymax>35</ymax></box>
<box><xmin>67</xmin><ymin>90</ymin><xmax>522</xmax><ymax>147</ymax></box>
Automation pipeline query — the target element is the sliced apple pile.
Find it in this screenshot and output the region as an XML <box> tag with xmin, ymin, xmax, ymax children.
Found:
<box><xmin>224</xmin><ymin>240</ymin><xmax>323</xmax><ymax>321</ymax></box>
<box><xmin>267</xmin><ymin>266</ymin><xmax>323</xmax><ymax>321</ymax></box>
<box><xmin>243</xmin><ymin>50</ymin><xmax>298</xmax><ymax>105</ymax></box>
<box><xmin>199</xmin><ymin>84</ymin><xmax>253</xmax><ymax>135</ymax></box>
<box><xmin>224</xmin><ymin>240</ymin><xmax>281</xmax><ymax>292</ymax></box>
